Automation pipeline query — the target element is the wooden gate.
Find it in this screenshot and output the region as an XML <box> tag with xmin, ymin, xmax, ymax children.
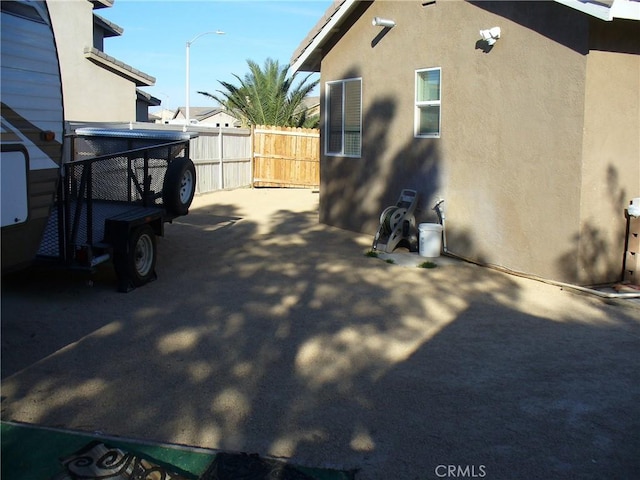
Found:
<box><xmin>252</xmin><ymin>125</ymin><xmax>319</xmax><ymax>188</ymax></box>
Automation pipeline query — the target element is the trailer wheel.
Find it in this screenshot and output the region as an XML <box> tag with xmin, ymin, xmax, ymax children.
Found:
<box><xmin>163</xmin><ymin>158</ymin><xmax>196</xmax><ymax>215</ymax></box>
<box><xmin>114</xmin><ymin>224</ymin><xmax>157</xmax><ymax>290</ymax></box>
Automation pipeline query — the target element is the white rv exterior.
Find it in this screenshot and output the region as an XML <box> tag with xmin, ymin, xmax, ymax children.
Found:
<box><xmin>1</xmin><ymin>0</ymin><xmax>64</xmax><ymax>271</ymax></box>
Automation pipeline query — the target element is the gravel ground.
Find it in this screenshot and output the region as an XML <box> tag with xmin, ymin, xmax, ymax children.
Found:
<box><xmin>2</xmin><ymin>188</ymin><xmax>639</xmax><ymax>480</ymax></box>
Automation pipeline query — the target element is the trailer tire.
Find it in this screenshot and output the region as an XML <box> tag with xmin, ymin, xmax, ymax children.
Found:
<box><xmin>163</xmin><ymin>158</ymin><xmax>196</xmax><ymax>215</ymax></box>
<box><xmin>114</xmin><ymin>224</ymin><xmax>157</xmax><ymax>290</ymax></box>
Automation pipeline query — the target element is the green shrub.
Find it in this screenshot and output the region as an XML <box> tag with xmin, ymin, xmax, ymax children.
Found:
<box><xmin>418</xmin><ymin>261</ymin><xmax>437</xmax><ymax>269</ymax></box>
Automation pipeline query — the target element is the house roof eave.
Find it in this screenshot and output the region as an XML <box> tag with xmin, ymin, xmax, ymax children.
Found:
<box><xmin>84</xmin><ymin>47</ymin><xmax>155</xmax><ymax>86</ymax></box>
<box><xmin>554</xmin><ymin>0</ymin><xmax>640</xmax><ymax>21</ymax></box>
<box><xmin>90</xmin><ymin>0</ymin><xmax>114</xmax><ymax>10</ymax></box>
<box><xmin>291</xmin><ymin>0</ymin><xmax>639</xmax><ymax>73</ymax></box>
<box><xmin>94</xmin><ymin>13</ymin><xmax>124</xmax><ymax>37</ymax></box>
<box><xmin>290</xmin><ymin>0</ymin><xmax>361</xmax><ymax>74</ymax></box>
<box><xmin>136</xmin><ymin>89</ymin><xmax>161</xmax><ymax>106</ymax></box>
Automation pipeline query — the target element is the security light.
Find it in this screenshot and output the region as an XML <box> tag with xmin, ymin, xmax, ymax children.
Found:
<box><xmin>372</xmin><ymin>17</ymin><xmax>396</xmax><ymax>28</ymax></box>
<box><xmin>479</xmin><ymin>27</ymin><xmax>501</xmax><ymax>46</ymax></box>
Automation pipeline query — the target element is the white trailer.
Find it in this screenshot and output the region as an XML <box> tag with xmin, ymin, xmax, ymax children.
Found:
<box><xmin>1</xmin><ymin>0</ymin><xmax>64</xmax><ymax>273</ymax></box>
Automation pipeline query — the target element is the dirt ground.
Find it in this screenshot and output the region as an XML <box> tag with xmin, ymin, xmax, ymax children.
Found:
<box><xmin>2</xmin><ymin>188</ymin><xmax>639</xmax><ymax>480</ymax></box>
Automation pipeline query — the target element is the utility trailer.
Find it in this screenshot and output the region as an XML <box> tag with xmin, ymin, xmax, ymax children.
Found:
<box><xmin>37</xmin><ymin>128</ymin><xmax>197</xmax><ymax>291</ymax></box>
<box><xmin>1</xmin><ymin>0</ymin><xmax>197</xmax><ymax>291</ymax></box>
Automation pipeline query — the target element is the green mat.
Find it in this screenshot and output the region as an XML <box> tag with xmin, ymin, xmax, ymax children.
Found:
<box><xmin>1</xmin><ymin>421</ymin><xmax>355</xmax><ymax>480</ymax></box>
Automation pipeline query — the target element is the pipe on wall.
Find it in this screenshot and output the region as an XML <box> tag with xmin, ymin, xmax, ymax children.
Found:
<box><xmin>432</xmin><ymin>199</ymin><xmax>640</xmax><ymax>300</ymax></box>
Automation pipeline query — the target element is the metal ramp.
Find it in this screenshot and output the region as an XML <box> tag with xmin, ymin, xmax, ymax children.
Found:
<box><xmin>372</xmin><ymin>189</ymin><xmax>419</xmax><ymax>253</ymax></box>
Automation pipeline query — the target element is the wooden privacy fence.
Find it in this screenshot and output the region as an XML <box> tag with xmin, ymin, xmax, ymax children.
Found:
<box><xmin>190</xmin><ymin>124</ymin><xmax>320</xmax><ymax>193</ymax></box>
<box><xmin>252</xmin><ymin>125</ymin><xmax>320</xmax><ymax>188</ymax></box>
<box><xmin>189</xmin><ymin>127</ymin><xmax>253</xmax><ymax>194</ymax></box>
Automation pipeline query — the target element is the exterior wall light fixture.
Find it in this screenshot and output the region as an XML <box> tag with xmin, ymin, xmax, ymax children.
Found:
<box><xmin>372</xmin><ymin>17</ymin><xmax>396</xmax><ymax>28</ymax></box>
<box><xmin>479</xmin><ymin>27</ymin><xmax>501</xmax><ymax>46</ymax></box>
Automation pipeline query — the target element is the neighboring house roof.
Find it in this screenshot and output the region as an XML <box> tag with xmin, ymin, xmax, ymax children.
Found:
<box><xmin>173</xmin><ymin>107</ymin><xmax>236</xmax><ymax>122</ymax></box>
<box><xmin>93</xmin><ymin>13</ymin><xmax>123</xmax><ymax>37</ymax></box>
<box><xmin>302</xmin><ymin>95</ymin><xmax>320</xmax><ymax>108</ymax></box>
<box><xmin>199</xmin><ymin>108</ymin><xmax>229</xmax><ymax>121</ymax></box>
<box><xmin>83</xmin><ymin>46</ymin><xmax>155</xmax><ymax>86</ymax></box>
<box><xmin>137</xmin><ymin>89</ymin><xmax>161</xmax><ymax>107</ymax></box>
<box><xmin>291</xmin><ymin>0</ymin><xmax>640</xmax><ymax>73</ymax></box>
<box><xmin>300</xmin><ymin>96</ymin><xmax>320</xmax><ymax>116</ymax></box>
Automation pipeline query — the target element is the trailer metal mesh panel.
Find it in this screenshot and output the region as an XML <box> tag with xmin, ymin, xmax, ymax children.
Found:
<box><xmin>37</xmin><ymin>201</ymin><xmax>138</xmax><ymax>258</ymax></box>
<box><xmin>37</xmin><ymin>207</ymin><xmax>60</xmax><ymax>257</ymax></box>
<box><xmin>37</xmin><ymin>137</ymin><xmax>188</xmax><ymax>261</ymax></box>
<box><xmin>70</xmin><ymin>153</ymin><xmax>169</xmax><ymax>204</ymax></box>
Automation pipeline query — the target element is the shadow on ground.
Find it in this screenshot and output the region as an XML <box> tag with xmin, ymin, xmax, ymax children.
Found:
<box><xmin>2</xmin><ymin>189</ymin><xmax>639</xmax><ymax>480</ymax></box>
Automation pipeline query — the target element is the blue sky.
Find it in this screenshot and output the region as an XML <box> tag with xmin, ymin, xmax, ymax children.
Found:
<box><xmin>100</xmin><ymin>0</ymin><xmax>333</xmax><ymax>112</ymax></box>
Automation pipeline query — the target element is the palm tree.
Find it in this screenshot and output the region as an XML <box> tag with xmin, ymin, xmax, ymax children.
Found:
<box><xmin>198</xmin><ymin>58</ymin><xmax>319</xmax><ymax>128</ymax></box>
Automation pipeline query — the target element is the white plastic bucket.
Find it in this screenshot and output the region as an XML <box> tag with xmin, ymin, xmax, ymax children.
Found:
<box><xmin>418</xmin><ymin>223</ymin><xmax>443</xmax><ymax>257</ymax></box>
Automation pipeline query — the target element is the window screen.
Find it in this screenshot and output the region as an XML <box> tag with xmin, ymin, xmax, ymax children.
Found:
<box><xmin>326</xmin><ymin>78</ymin><xmax>362</xmax><ymax>156</ymax></box>
<box><xmin>415</xmin><ymin>68</ymin><xmax>441</xmax><ymax>137</ymax></box>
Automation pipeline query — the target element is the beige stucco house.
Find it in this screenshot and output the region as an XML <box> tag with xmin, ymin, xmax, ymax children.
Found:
<box><xmin>292</xmin><ymin>0</ymin><xmax>640</xmax><ymax>285</ymax></box>
<box><xmin>48</xmin><ymin>0</ymin><xmax>158</xmax><ymax>122</ymax></box>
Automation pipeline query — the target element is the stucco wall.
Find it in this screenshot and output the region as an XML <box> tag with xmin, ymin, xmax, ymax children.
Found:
<box><xmin>318</xmin><ymin>0</ymin><xmax>638</xmax><ymax>284</ymax></box>
<box><xmin>578</xmin><ymin>43</ymin><xmax>640</xmax><ymax>284</ymax></box>
<box><xmin>49</xmin><ymin>0</ymin><xmax>137</xmax><ymax>122</ymax></box>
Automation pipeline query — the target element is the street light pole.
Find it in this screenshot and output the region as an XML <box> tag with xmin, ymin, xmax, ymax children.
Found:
<box><xmin>185</xmin><ymin>30</ymin><xmax>224</xmax><ymax>127</ymax></box>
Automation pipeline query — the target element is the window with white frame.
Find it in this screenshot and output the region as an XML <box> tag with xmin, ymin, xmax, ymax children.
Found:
<box><xmin>415</xmin><ymin>68</ymin><xmax>441</xmax><ymax>138</ymax></box>
<box><xmin>325</xmin><ymin>78</ymin><xmax>362</xmax><ymax>157</ymax></box>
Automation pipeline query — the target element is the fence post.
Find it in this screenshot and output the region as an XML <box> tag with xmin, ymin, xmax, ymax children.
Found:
<box><xmin>218</xmin><ymin>125</ymin><xmax>224</xmax><ymax>190</ymax></box>
<box><xmin>249</xmin><ymin>125</ymin><xmax>256</xmax><ymax>188</ymax></box>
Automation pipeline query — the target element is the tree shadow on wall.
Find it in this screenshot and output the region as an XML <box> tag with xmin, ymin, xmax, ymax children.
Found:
<box><xmin>557</xmin><ymin>164</ymin><xmax>629</xmax><ymax>285</ymax></box>
<box><xmin>321</xmin><ymin>72</ymin><xmax>442</xmax><ymax>236</ymax></box>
